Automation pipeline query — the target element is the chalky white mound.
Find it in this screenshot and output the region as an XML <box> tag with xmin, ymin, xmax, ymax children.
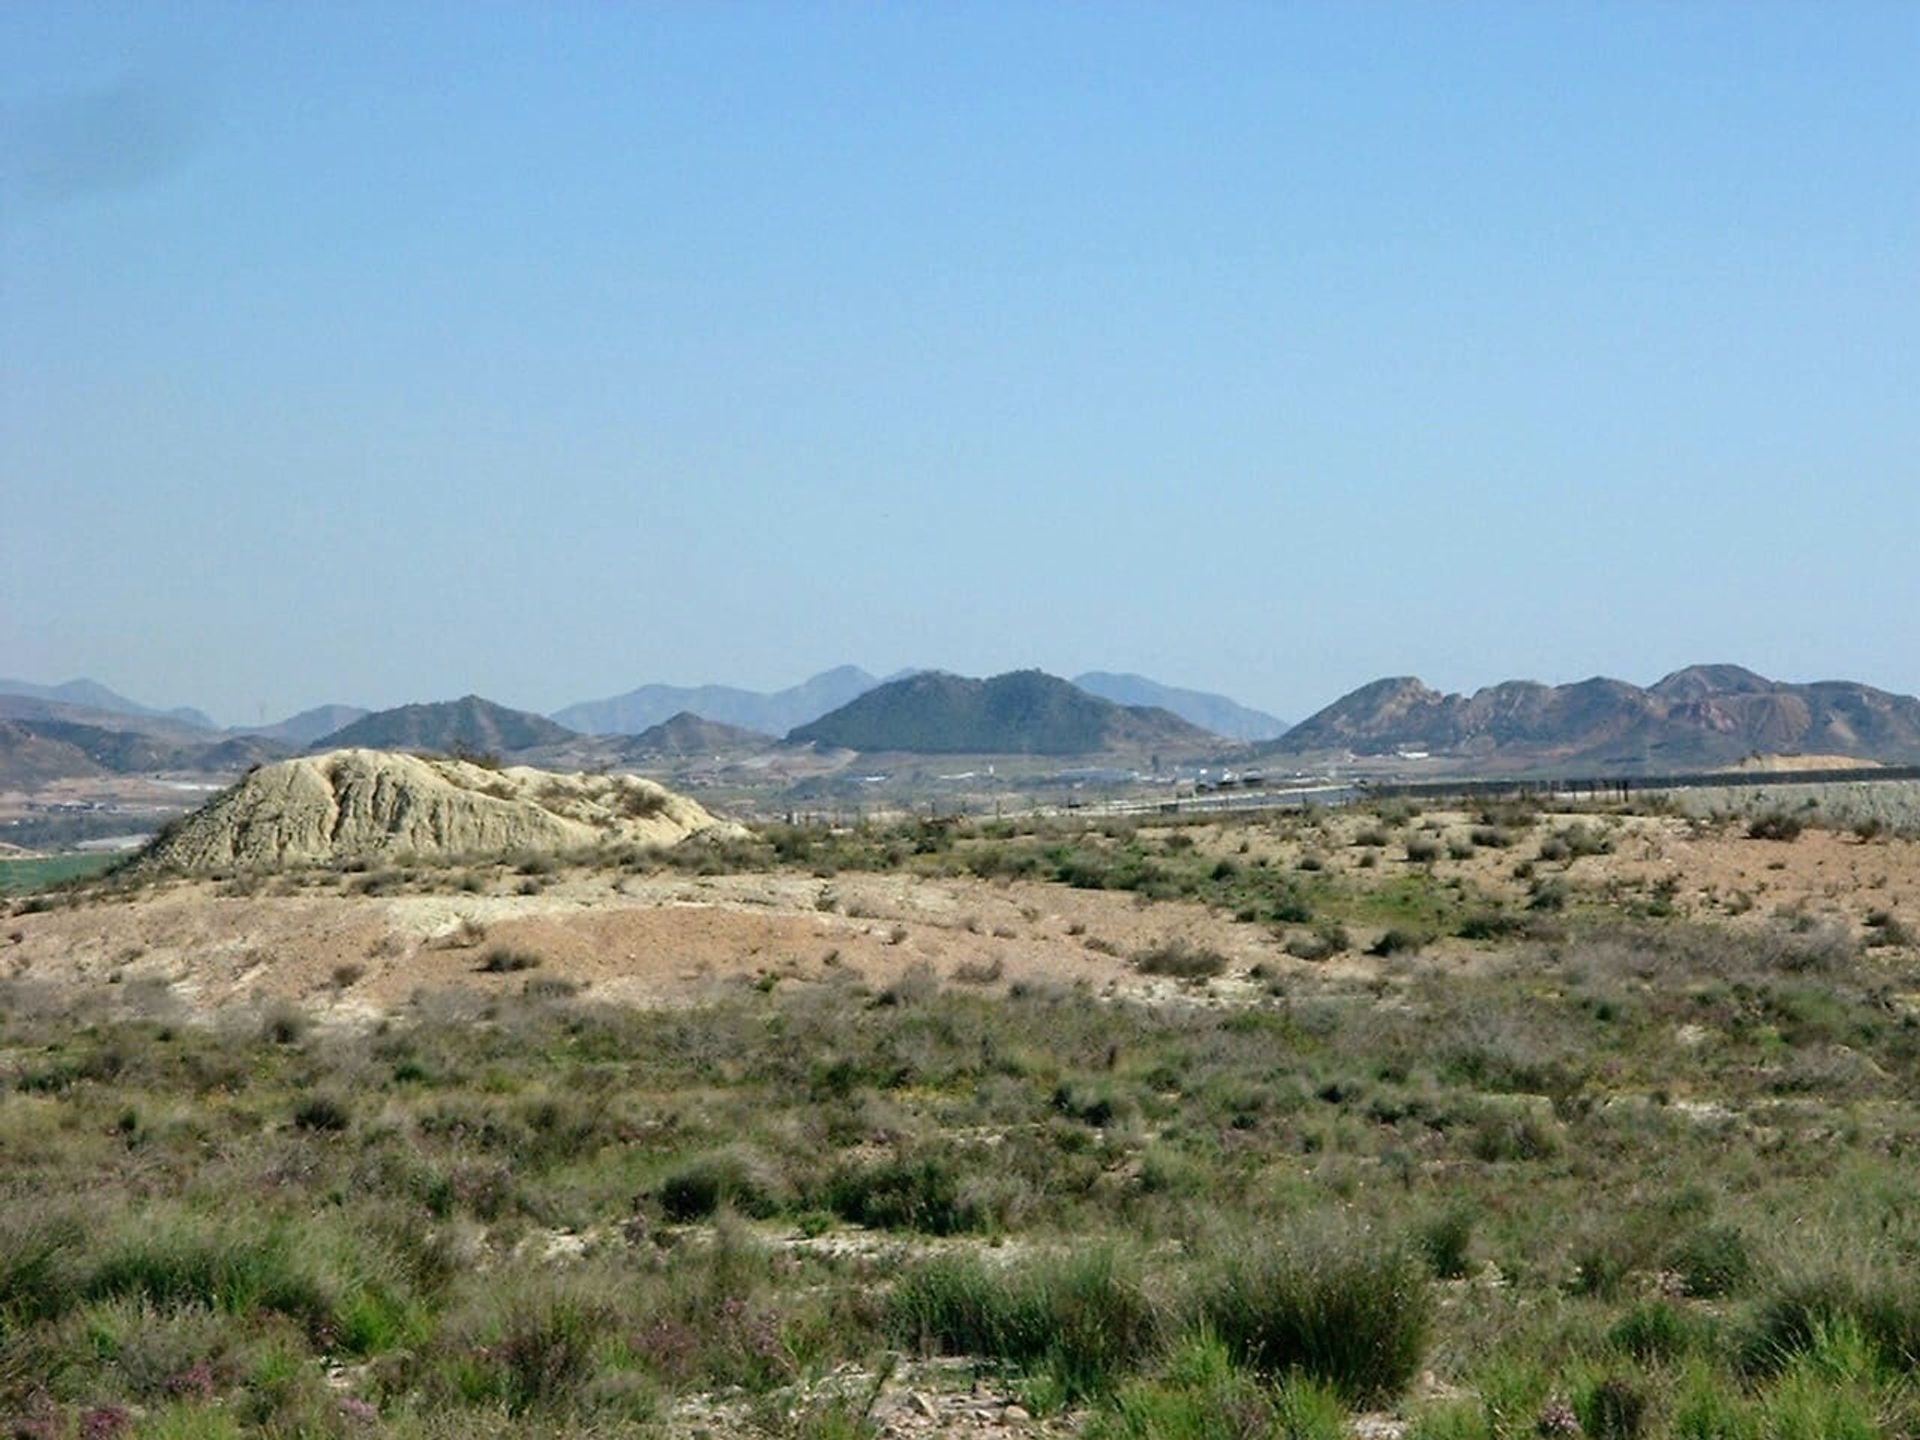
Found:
<box><xmin>139</xmin><ymin>748</ymin><xmax>739</xmax><ymax>871</ymax></box>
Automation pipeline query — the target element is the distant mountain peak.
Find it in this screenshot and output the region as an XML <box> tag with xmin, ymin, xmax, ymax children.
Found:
<box><xmin>1071</xmin><ymin>671</ymin><xmax>1287</xmax><ymax>742</ymax></box>
<box><xmin>0</xmin><ymin>677</ymin><xmax>217</xmax><ymax>731</ymax></box>
<box><xmin>313</xmin><ymin>695</ymin><xmax>576</xmax><ymax>755</ymax></box>
<box><xmin>552</xmin><ymin>666</ymin><xmax>882</xmax><ymax>736</ymax></box>
<box><xmin>790</xmin><ymin>669</ymin><xmax>1219</xmax><ymax>756</ymax></box>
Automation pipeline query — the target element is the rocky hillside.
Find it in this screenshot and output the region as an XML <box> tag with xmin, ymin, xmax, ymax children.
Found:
<box><xmin>0</xmin><ymin>697</ymin><xmax>292</xmax><ymax>785</ymax></box>
<box><xmin>1268</xmin><ymin>665</ymin><xmax>1920</xmax><ymax>771</ymax></box>
<box><xmin>136</xmin><ymin>749</ymin><xmax>739</xmax><ymax>872</ymax></box>
<box><xmin>313</xmin><ymin>696</ymin><xmax>576</xmax><ymax>755</ymax></box>
<box><xmin>789</xmin><ymin>670</ymin><xmax>1219</xmax><ymax>756</ymax></box>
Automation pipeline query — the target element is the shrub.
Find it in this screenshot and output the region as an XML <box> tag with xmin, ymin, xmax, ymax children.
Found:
<box><xmin>1404</xmin><ymin>838</ymin><xmax>1441</xmax><ymax>864</ymax></box>
<box><xmin>619</xmin><ymin>785</ymin><xmax>669</xmax><ymax>819</ymax></box>
<box><xmin>1414</xmin><ymin>1209</ymin><xmax>1474</xmax><ymax>1280</ymax></box>
<box><xmin>1369</xmin><ymin>929</ymin><xmax>1431</xmax><ymax>958</ymax></box>
<box><xmin>1609</xmin><ymin>1300</ymin><xmax>1699</xmax><ymax>1362</ymax></box>
<box><xmin>1747</xmin><ymin>813</ymin><xmax>1803</xmax><ymax>843</ymax></box>
<box><xmin>84</xmin><ymin>1221</ymin><xmax>340</xmax><ymax>1341</ymax></box>
<box><xmin>1733</xmin><ymin>1274</ymin><xmax>1920</xmax><ymax>1374</ymax></box>
<box><xmin>474</xmin><ymin>1291</ymin><xmax>609</xmax><ymax>1414</ymax></box>
<box><xmin>1089</xmin><ymin>1332</ymin><xmax>1277</xmax><ymax>1440</ymax></box>
<box><xmin>1456</xmin><ymin>910</ymin><xmax>1526</xmax><ymax>941</ymax></box>
<box><xmin>888</xmin><ymin>1249</ymin><xmax>1158</xmax><ymax>1399</ymax></box>
<box><xmin>1669</xmin><ymin>1224</ymin><xmax>1754</xmax><ymax>1298</ymax></box>
<box><xmin>1197</xmin><ymin>1232</ymin><xmax>1431</xmax><ymax>1403</ymax></box>
<box><xmin>0</xmin><ymin>1211</ymin><xmax>89</xmax><ymax>1326</ymax></box>
<box><xmin>952</xmin><ymin>957</ymin><xmax>1005</xmax><ymax>985</ymax></box>
<box><xmin>1864</xmin><ymin>909</ymin><xmax>1915</xmax><ymax>948</ymax></box>
<box><xmin>1575</xmin><ymin>1375</ymin><xmax>1649</xmax><ymax>1440</ymax></box>
<box><xmin>1134</xmin><ymin>941</ymin><xmax>1228</xmax><ymax>980</ymax></box>
<box><xmin>1286</xmin><ymin>932</ymin><xmax>1336</xmax><ymax>962</ymax></box>
<box><xmin>826</xmin><ymin>1154</ymin><xmax>979</xmax><ymax>1235</ymax></box>
<box><xmin>658</xmin><ymin>1149</ymin><xmax>784</xmax><ymax>1222</ymax></box>
<box><xmin>478</xmin><ymin>947</ymin><xmax>542</xmax><ymax>974</ymax></box>
<box><xmin>260</xmin><ymin>1006</ymin><xmax>308</xmax><ymax>1045</ymax></box>
<box><xmin>293</xmin><ymin>1095</ymin><xmax>351</xmax><ymax>1133</ymax></box>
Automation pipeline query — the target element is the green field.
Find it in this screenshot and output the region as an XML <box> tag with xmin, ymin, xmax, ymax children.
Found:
<box><xmin>0</xmin><ymin>850</ymin><xmax>121</xmax><ymax>895</ymax></box>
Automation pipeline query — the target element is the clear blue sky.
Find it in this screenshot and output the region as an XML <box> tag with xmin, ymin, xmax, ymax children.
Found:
<box><xmin>4</xmin><ymin>3</ymin><xmax>1915</xmax><ymax>727</ymax></box>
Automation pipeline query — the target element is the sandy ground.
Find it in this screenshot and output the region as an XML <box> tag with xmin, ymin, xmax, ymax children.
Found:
<box><xmin>1</xmin><ymin>869</ymin><xmax>1313</xmax><ymax>1021</ymax></box>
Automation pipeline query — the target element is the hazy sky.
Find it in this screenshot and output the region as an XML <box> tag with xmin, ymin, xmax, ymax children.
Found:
<box><xmin>4</xmin><ymin>3</ymin><xmax>1915</xmax><ymax>727</ymax></box>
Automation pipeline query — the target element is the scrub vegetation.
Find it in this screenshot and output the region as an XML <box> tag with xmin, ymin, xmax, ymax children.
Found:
<box><xmin>5</xmin><ymin>803</ymin><xmax>1920</xmax><ymax>1437</ymax></box>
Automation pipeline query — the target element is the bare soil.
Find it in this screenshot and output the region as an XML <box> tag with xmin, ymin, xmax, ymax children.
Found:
<box><xmin>10</xmin><ymin>807</ymin><xmax>1920</xmax><ymax>1028</ymax></box>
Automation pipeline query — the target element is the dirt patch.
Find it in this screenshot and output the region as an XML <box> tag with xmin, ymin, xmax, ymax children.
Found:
<box><xmin>2</xmin><ymin>868</ymin><xmax>1315</xmax><ymax>1020</ymax></box>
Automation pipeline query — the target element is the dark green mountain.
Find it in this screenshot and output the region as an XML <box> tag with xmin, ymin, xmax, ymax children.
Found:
<box><xmin>789</xmin><ymin>670</ymin><xmax>1218</xmax><ymax>756</ymax></box>
<box><xmin>618</xmin><ymin>711</ymin><xmax>775</xmax><ymax>757</ymax></box>
<box><xmin>312</xmin><ymin>696</ymin><xmax>576</xmax><ymax>756</ymax></box>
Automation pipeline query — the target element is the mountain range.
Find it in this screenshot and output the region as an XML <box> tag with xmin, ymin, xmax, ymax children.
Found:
<box><xmin>789</xmin><ymin>670</ymin><xmax>1218</xmax><ymax>756</ymax></box>
<box><xmin>1072</xmin><ymin>672</ymin><xmax>1287</xmax><ymax>742</ymax></box>
<box><xmin>0</xmin><ymin>677</ymin><xmax>217</xmax><ymax>732</ymax></box>
<box><xmin>13</xmin><ymin>664</ymin><xmax>1920</xmax><ymax>786</ymax></box>
<box><xmin>1267</xmin><ymin>665</ymin><xmax>1920</xmax><ymax>772</ymax></box>
<box><xmin>550</xmin><ymin>666</ymin><xmax>882</xmax><ymax>737</ymax></box>
<box><xmin>235</xmin><ymin>704</ymin><xmax>370</xmax><ymax>747</ymax></box>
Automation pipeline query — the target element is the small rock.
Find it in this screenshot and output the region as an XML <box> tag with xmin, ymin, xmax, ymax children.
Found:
<box><xmin>1003</xmin><ymin>1404</ymin><xmax>1031</xmax><ymax>1424</ymax></box>
<box><xmin>907</xmin><ymin>1392</ymin><xmax>937</xmax><ymax>1419</ymax></box>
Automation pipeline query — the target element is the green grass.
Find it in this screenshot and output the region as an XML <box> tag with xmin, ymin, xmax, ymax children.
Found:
<box><xmin>0</xmin><ymin>850</ymin><xmax>120</xmax><ymax>894</ymax></box>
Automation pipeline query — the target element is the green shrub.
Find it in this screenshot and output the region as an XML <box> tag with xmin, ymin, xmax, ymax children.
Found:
<box><xmin>1669</xmin><ymin>1224</ymin><xmax>1754</xmax><ymax>1298</ymax></box>
<box><xmin>1609</xmin><ymin>1300</ymin><xmax>1700</xmax><ymax>1362</ymax></box>
<box><xmin>1088</xmin><ymin>1332</ymin><xmax>1274</xmax><ymax>1440</ymax></box>
<box><xmin>1197</xmin><ymin>1232</ymin><xmax>1430</xmax><ymax>1402</ymax></box>
<box><xmin>888</xmin><ymin>1249</ymin><xmax>1158</xmax><ymax>1399</ymax></box>
<box><xmin>292</xmin><ymin>1094</ymin><xmax>351</xmax><ymax>1132</ymax></box>
<box><xmin>826</xmin><ymin>1154</ymin><xmax>979</xmax><ymax>1235</ymax></box>
<box><xmin>1414</xmin><ymin>1209</ymin><xmax>1475</xmax><ymax>1280</ymax></box>
<box><xmin>0</xmin><ymin>1210</ymin><xmax>88</xmax><ymax>1327</ymax></box>
<box><xmin>1737</xmin><ymin>1272</ymin><xmax>1920</xmax><ymax>1375</ymax></box>
<box><xmin>470</xmin><ymin>1291</ymin><xmax>609</xmax><ymax>1414</ymax></box>
<box><xmin>1133</xmin><ymin>941</ymin><xmax>1228</xmax><ymax>980</ymax></box>
<box><xmin>82</xmin><ymin>1219</ymin><xmax>365</xmax><ymax>1345</ymax></box>
<box><xmin>659</xmin><ymin>1149</ymin><xmax>783</xmax><ymax>1222</ymax></box>
<box><xmin>1575</xmin><ymin>1374</ymin><xmax>1649</xmax><ymax>1440</ymax></box>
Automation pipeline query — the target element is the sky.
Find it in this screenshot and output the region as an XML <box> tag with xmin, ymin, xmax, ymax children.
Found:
<box><xmin>3</xmin><ymin>3</ymin><xmax>1916</xmax><ymax>728</ymax></box>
